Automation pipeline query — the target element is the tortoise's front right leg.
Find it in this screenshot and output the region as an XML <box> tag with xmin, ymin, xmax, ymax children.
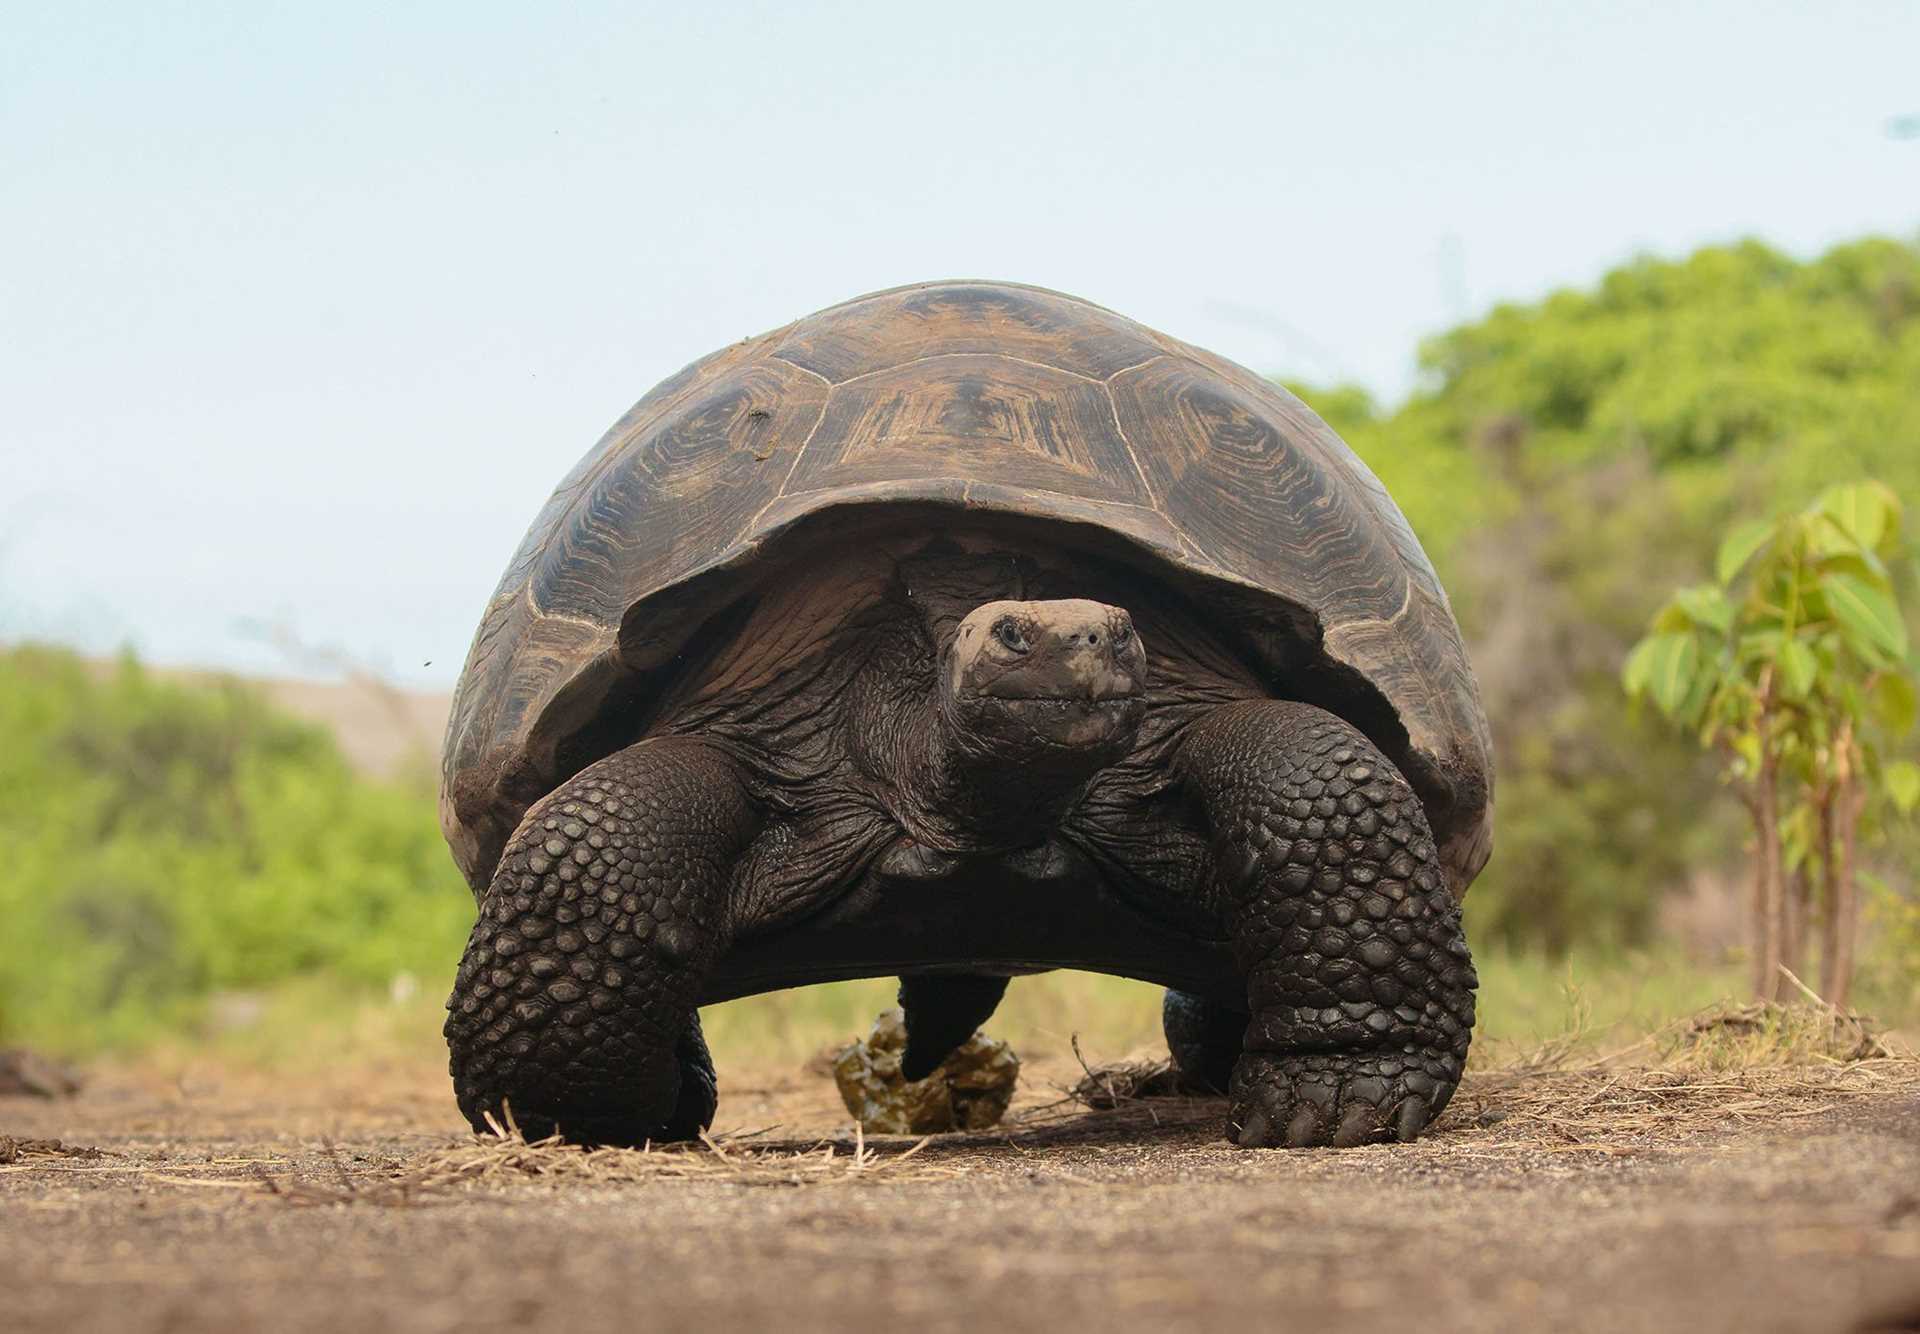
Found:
<box><xmin>444</xmin><ymin>737</ymin><xmax>758</xmax><ymax>1145</ymax></box>
<box><xmin>1176</xmin><ymin>701</ymin><xmax>1476</xmax><ymax>1148</ymax></box>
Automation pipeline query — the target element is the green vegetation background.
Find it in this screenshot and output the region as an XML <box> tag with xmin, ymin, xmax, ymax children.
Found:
<box><xmin>4</xmin><ymin>236</ymin><xmax>1917</xmax><ymax>1061</ymax></box>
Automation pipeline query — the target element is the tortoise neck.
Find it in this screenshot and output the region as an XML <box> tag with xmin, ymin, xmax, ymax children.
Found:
<box><xmin>901</xmin><ymin>695</ymin><xmax>1095</xmax><ymax>853</ymax></box>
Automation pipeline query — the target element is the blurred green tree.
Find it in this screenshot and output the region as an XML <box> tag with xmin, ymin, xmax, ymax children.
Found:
<box><xmin>1293</xmin><ymin>234</ymin><xmax>1920</xmax><ymax>953</ymax></box>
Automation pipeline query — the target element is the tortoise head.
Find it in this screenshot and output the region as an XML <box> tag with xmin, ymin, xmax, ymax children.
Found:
<box><xmin>940</xmin><ymin>599</ymin><xmax>1148</xmax><ymax>778</ymax></box>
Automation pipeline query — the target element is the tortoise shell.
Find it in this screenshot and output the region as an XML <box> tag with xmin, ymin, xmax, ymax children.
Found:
<box><xmin>442</xmin><ymin>281</ymin><xmax>1492</xmax><ymax>898</ymax></box>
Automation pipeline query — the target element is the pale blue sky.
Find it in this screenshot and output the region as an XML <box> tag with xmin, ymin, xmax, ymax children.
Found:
<box><xmin>4</xmin><ymin>2</ymin><xmax>1917</xmax><ymax>685</ymax></box>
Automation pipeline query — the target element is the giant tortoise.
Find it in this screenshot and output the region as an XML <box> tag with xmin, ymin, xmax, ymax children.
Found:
<box><xmin>441</xmin><ymin>281</ymin><xmax>1491</xmax><ymax>1149</ymax></box>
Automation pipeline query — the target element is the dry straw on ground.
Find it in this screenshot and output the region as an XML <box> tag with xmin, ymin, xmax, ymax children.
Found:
<box><xmin>1057</xmin><ymin>996</ymin><xmax>1919</xmax><ymax>1154</ymax></box>
<box><xmin>8</xmin><ymin>999</ymin><xmax>1911</xmax><ymax>1204</ymax></box>
<box><xmin>256</xmin><ymin>1108</ymin><xmax>960</xmax><ymax>1205</ymax></box>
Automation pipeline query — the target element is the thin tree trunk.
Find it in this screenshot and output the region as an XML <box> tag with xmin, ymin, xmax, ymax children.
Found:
<box><xmin>1745</xmin><ymin>677</ymin><xmax>1787</xmax><ymax>1001</ymax></box>
<box><xmin>1818</xmin><ymin>784</ymin><xmax>1841</xmax><ymax>1003</ymax></box>
<box><xmin>1826</xmin><ymin>730</ymin><xmax>1865</xmax><ymax>1010</ymax></box>
<box><xmin>1782</xmin><ymin>866</ymin><xmax>1807</xmax><ymax>983</ymax></box>
<box><xmin>1753</xmin><ymin>747</ymin><xmax>1785</xmax><ymax>1002</ymax></box>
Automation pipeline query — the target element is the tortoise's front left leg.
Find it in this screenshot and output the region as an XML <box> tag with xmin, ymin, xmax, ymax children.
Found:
<box><xmin>1176</xmin><ymin>700</ymin><xmax>1476</xmax><ymax>1148</ymax></box>
<box><xmin>444</xmin><ymin>737</ymin><xmax>758</xmax><ymax>1145</ymax></box>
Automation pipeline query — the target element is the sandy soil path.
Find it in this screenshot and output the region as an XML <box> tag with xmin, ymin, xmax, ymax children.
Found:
<box><xmin>5</xmin><ymin>1055</ymin><xmax>1918</xmax><ymax>1334</ymax></box>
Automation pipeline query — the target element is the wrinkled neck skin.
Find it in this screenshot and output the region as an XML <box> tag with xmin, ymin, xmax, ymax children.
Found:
<box><xmin>913</xmin><ymin>699</ymin><xmax>1100</xmax><ymax>852</ymax></box>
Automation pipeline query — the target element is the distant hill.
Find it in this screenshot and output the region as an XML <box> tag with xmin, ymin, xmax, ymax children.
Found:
<box><xmin>136</xmin><ymin>663</ymin><xmax>450</xmax><ymax>779</ymax></box>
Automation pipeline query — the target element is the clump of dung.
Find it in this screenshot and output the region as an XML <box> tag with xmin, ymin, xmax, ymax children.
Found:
<box><xmin>832</xmin><ymin>1008</ymin><xmax>1019</xmax><ymax>1134</ymax></box>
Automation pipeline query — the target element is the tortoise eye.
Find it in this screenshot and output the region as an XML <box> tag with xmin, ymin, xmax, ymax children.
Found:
<box><xmin>1112</xmin><ymin>622</ymin><xmax>1133</xmax><ymax>648</ymax></box>
<box><xmin>993</xmin><ymin>619</ymin><xmax>1030</xmax><ymax>653</ymax></box>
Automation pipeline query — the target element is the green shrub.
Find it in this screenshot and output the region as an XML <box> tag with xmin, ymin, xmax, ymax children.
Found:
<box><xmin>0</xmin><ymin>646</ymin><xmax>471</xmax><ymax>1049</ymax></box>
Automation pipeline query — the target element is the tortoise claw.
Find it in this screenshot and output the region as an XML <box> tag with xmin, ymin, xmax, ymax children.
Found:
<box><xmin>1226</xmin><ymin>1052</ymin><xmax>1456</xmax><ymax>1149</ymax></box>
<box><xmin>1232</xmin><ymin>1108</ymin><xmax>1271</xmax><ymax>1148</ymax></box>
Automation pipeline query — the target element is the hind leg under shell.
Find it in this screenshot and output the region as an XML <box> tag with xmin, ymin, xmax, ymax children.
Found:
<box><xmin>898</xmin><ymin>973</ymin><xmax>1011</xmax><ymax>1081</ymax></box>
<box><xmin>1162</xmin><ymin>989</ymin><xmax>1246</xmax><ymax>1094</ymax></box>
<box><xmin>1175</xmin><ymin>701</ymin><xmax>1477</xmax><ymax>1147</ymax></box>
<box><xmin>444</xmin><ymin>738</ymin><xmax>755</xmax><ymax>1145</ymax></box>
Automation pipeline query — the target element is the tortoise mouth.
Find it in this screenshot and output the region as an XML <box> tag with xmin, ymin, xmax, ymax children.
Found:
<box><xmin>956</xmin><ymin>692</ymin><xmax>1148</xmax><ymax>756</ymax></box>
<box><xmin>980</xmin><ymin>688</ymin><xmax>1144</xmax><ymax>704</ymax></box>
<box><xmin>979</xmin><ymin>696</ymin><xmax>1144</xmax><ymax>725</ymax></box>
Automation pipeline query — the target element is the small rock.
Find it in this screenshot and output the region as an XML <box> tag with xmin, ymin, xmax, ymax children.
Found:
<box><xmin>0</xmin><ymin>1049</ymin><xmax>83</xmax><ymax>1099</ymax></box>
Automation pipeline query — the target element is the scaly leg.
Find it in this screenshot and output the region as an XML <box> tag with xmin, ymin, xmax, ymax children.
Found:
<box><xmin>444</xmin><ymin>737</ymin><xmax>757</xmax><ymax>1145</ymax></box>
<box><xmin>1176</xmin><ymin>701</ymin><xmax>1476</xmax><ymax>1147</ymax></box>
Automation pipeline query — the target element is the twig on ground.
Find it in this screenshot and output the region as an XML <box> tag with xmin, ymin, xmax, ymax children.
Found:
<box><xmin>0</xmin><ymin>1137</ymin><xmax>109</xmax><ymax>1165</ymax></box>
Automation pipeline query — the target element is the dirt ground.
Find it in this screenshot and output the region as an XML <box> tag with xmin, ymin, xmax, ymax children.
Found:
<box><xmin>5</xmin><ymin>1048</ymin><xmax>1920</xmax><ymax>1334</ymax></box>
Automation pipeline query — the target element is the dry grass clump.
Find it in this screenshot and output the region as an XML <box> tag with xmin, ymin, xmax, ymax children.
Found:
<box><xmin>1663</xmin><ymin>998</ymin><xmax>1898</xmax><ymax>1068</ymax></box>
<box><xmin>1067</xmin><ymin>1059</ymin><xmax>1191</xmax><ymax>1108</ymax></box>
<box><xmin>1064</xmin><ymin>1030</ymin><xmax>1202</xmax><ymax>1109</ymax></box>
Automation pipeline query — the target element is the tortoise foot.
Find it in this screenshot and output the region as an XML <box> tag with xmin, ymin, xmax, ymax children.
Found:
<box><xmin>1226</xmin><ymin>1050</ymin><xmax>1460</xmax><ymax>1148</ymax></box>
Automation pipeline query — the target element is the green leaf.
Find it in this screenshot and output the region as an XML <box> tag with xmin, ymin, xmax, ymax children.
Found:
<box><xmin>1736</xmin><ymin>626</ymin><xmax>1786</xmax><ymax>665</ymax></box>
<box><xmin>1808</xmin><ymin>515</ymin><xmax>1866</xmax><ymax>562</ymax></box>
<box><xmin>1812</xmin><ymin>548</ymin><xmax>1888</xmax><ymax>584</ymax></box>
<box><xmin>1654</xmin><ymin>635</ymin><xmax>1703</xmax><ymax>718</ymax></box>
<box><xmin>1624</xmin><ymin>632</ymin><xmax>1703</xmax><ymax>718</ymax></box>
<box><xmin>1886</xmin><ymin>760</ymin><xmax>1920</xmax><ymax>815</ymax></box>
<box><xmin>1679</xmin><ymin>665</ymin><xmax>1720</xmax><ymax>726</ymax></box>
<box><xmin>1873</xmin><ymin>674</ymin><xmax>1918</xmax><ymax>738</ymax></box>
<box><xmin>1823</xmin><ymin>571</ymin><xmax>1909</xmax><ymax>661</ymax></box>
<box><xmin>1776</xmin><ymin>639</ymin><xmax>1818</xmax><ymax>698</ymax></box>
<box><xmin>1674</xmin><ymin>585</ymin><xmax>1734</xmax><ymax>634</ymax></box>
<box><xmin>1817</xmin><ymin>480</ymin><xmax>1901</xmax><ymax>553</ymax></box>
<box><xmin>1716</xmin><ymin>518</ymin><xmax>1775</xmax><ymax>586</ymax></box>
<box><xmin>1622</xmin><ymin>636</ymin><xmax>1659</xmax><ymax>697</ymax></box>
<box><xmin>1651</xmin><ymin>601</ymin><xmax>1695</xmax><ymax>635</ymax></box>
